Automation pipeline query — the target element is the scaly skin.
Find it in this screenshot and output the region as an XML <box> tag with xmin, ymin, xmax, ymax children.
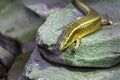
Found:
<box><xmin>59</xmin><ymin>0</ymin><xmax>101</xmax><ymax>51</ymax></box>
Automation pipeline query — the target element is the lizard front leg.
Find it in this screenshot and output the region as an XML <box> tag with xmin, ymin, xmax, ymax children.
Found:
<box><xmin>71</xmin><ymin>38</ymin><xmax>81</xmax><ymax>54</ymax></box>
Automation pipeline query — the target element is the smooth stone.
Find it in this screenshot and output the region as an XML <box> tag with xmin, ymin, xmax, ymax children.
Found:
<box><xmin>37</xmin><ymin>0</ymin><xmax>120</xmax><ymax>67</ymax></box>
<box><xmin>23</xmin><ymin>47</ymin><xmax>120</xmax><ymax>80</ymax></box>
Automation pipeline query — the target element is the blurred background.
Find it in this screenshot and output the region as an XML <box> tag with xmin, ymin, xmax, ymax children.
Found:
<box><xmin>0</xmin><ymin>0</ymin><xmax>71</xmax><ymax>79</ymax></box>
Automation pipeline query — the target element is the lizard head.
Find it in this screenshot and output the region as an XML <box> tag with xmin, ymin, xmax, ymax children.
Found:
<box><xmin>59</xmin><ymin>40</ymin><xmax>70</xmax><ymax>50</ymax></box>
<box><xmin>58</xmin><ymin>32</ymin><xmax>74</xmax><ymax>51</ymax></box>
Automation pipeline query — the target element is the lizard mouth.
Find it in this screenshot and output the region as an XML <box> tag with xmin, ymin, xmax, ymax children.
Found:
<box><xmin>59</xmin><ymin>41</ymin><xmax>70</xmax><ymax>51</ymax></box>
<box><xmin>58</xmin><ymin>41</ymin><xmax>67</xmax><ymax>51</ymax></box>
<box><xmin>59</xmin><ymin>43</ymin><xmax>65</xmax><ymax>50</ymax></box>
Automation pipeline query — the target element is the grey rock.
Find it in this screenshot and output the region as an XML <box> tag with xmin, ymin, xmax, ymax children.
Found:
<box><xmin>7</xmin><ymin>40</ymin><xmax>36</xmax><ymax>80</ymax></box>
<box><xmin>37</xmin><ymin>0</ymin><xmax>120</xmax><ymax>67</ymax></box>
<box><xmin>24</xmin><ymin>47</ymin><xmax>120</xmax><ymax>80</ymax></box>
<box><xmin>0</xmin><ymin>0</ymin><xmax>45</xmax><ymax>42</ymax></box>
<box><xmin>0</xmin><ymin>33</ymin><xmax>22</xmax><ymax>69</ymax></box>
<box><xmin>8</xmin><ymin>52</ymin><xmax>31</xmax><ymax>80</ymax></box>
<box><xmin>22</xmin><ymin>0</ymin><xmax>71</xmax><ymax>17</ymax></box>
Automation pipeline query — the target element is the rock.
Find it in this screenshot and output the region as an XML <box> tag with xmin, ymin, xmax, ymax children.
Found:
<box><xmin>0</xmin><ymin>33</ymin><xmax>21</xmax><ymax>57</ymax></box>
<box><xmin>0</xmin><ymin>46</ymin><xmax>14</xmax><ymax>79</ymax></box>
<box><xmin>0</xmin><ymin>0</ymin><xmax>45</xmax><ymax>42</ymax></box>
<box><xmin>0</xmin><ymin>0</ymin><xmax>44</xmax><ymax>79</ymax></box>
<box><xmin>0</xmin><ymin>32</ymin><xmax>21</xmax><ymax>68</ymax></box>
<box><xmin>0</xmin><ymin>33</ymin><xmax>21</xmax><ymax>79</ymax></box>
<box><xmin>7</xmin><ymin>52</ymin><xmax>31</xmax><ymax>80</ymax></box>
<box><xmin>37</xmin><ymin>0</ymin><xmax>120</xmax><ymax>67</ymax></box>
<box><xmin>0</xmin><ymin>46</ymin><xmax>15</xmax><ymax>69</ymax></box>
<box><xmin>0</xmin><ymin>64</ymin><xmax>6</xmax><ymax>79</ymax></box>
<box><xmin>7</xmin><ymin>40</ymin><xmax>36</xmax><ymax>80</ymax></box>
<box><xmin>23</xmin><ymin>47</ymin><xmax>120</xmax><ymax>80</ymax></box>
<box><xmin>23</xmin><ymin>0</ymin><xmax>71</xmax><ymax>17</ymax></box>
